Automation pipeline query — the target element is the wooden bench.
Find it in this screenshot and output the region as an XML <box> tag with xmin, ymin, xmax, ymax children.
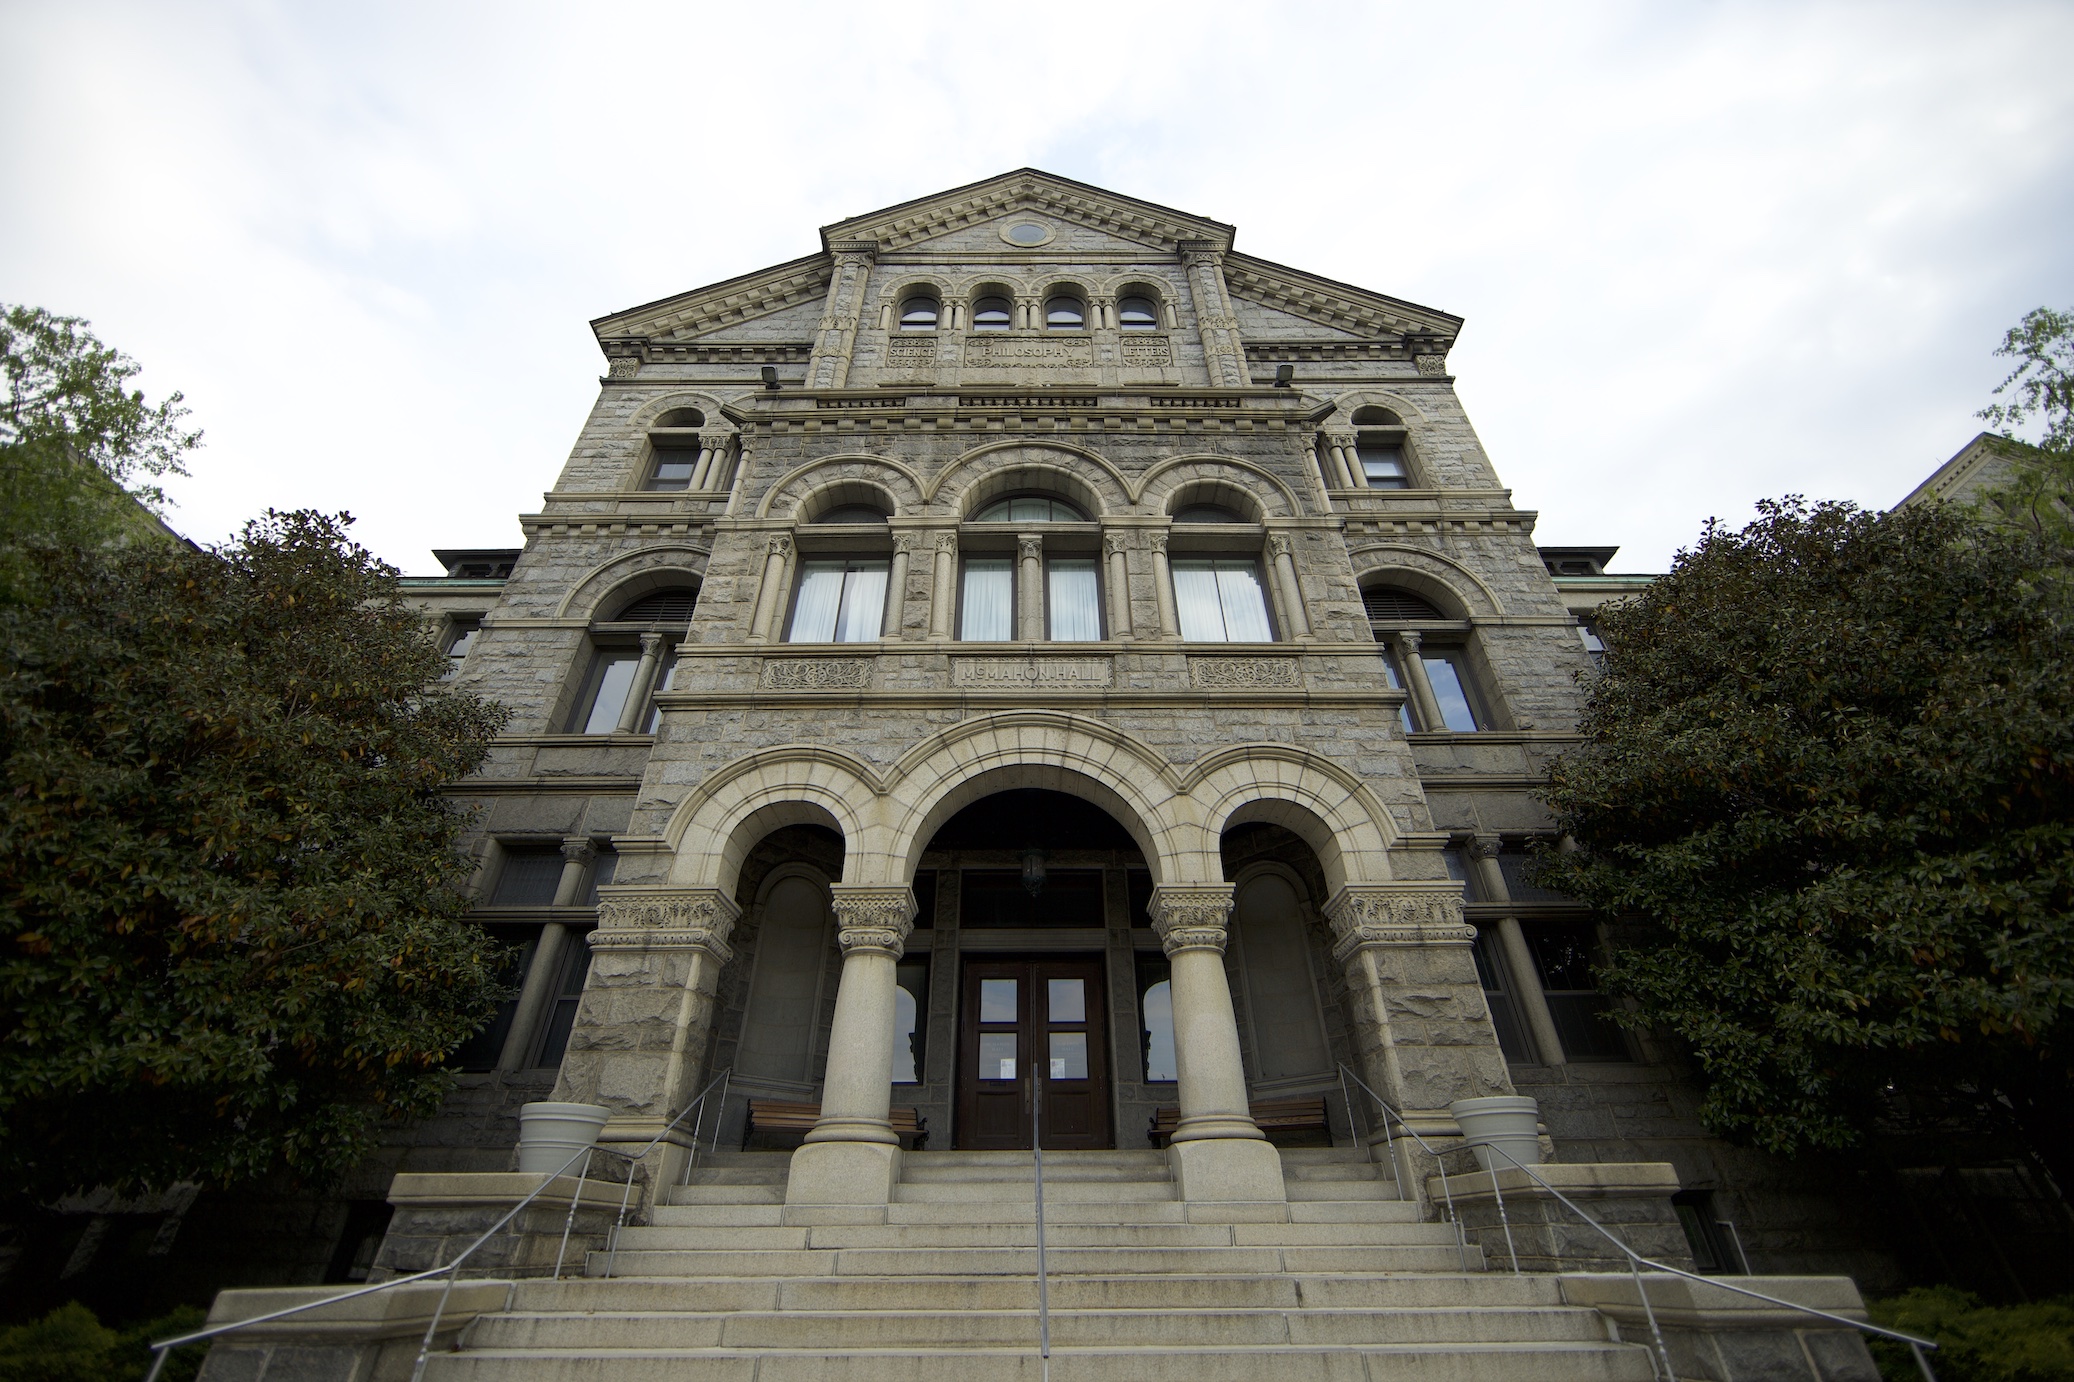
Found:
<box><xmin>742</xmin><ymin>1100</ymin><xmax>927</xmax><ymax>1150</ymax></box>
<box><xmin>1149</xmin><ymin>1096</ymin><xmax>1332</xmax><ymax>1148</ymax></box>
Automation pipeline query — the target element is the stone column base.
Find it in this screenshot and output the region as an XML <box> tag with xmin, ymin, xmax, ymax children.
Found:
<box><xmin>784</xmin><ymin>1139</ymin><xmax>903</xmax><ymax>1208</ymax></box>
<box><xmin>1562</xmin><ymin>1273</ymin><xmax>1882</xmax><ymax>1382</ymax></box>
<box><xmin>1167</xmin><ymin>1137</ymin><xmax>1288</xmax><ymax>1211</ymax></box>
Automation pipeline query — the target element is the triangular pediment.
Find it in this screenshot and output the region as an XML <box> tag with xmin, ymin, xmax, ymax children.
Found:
<box><xmin>592</xmin><ymin>253</ymin><xmax>830</xmax><ymax>344</ymax></box>
<box><xmin>1226</xmin><ymin>255</ymin><xmax>1461</xmax><ymax>342</ymax></box>
<box><xmin>820</xmin><ymin>169</ymin><xmax>1234</xmax><ymax>256</ymax></box>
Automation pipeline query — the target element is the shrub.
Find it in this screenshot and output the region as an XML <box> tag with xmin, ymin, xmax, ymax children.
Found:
<box><xmin>0</xmin><ymin>1302</ymin><xmax>207</xmax><ymax>1382</ymax></box>
<box><xmin>1869</xmin><ymin>1286</ymin><xmax>2074</xmax><ymax>1382</ymax></box>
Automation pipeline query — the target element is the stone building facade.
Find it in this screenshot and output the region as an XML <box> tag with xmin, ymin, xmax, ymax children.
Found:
<box><xmin>368</xmin><ymin>170</ymin><xmax>1891</xmax><ymax>1283</ymax></box>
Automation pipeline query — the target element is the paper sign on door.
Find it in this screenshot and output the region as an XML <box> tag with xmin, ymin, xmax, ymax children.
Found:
<box><xmin>996</xmin><ymin>1057</ymin><xmax>1015</xmax><ymax>1079</ymax></box>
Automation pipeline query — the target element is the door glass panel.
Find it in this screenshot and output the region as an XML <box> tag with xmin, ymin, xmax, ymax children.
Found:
<box><xmin>979</xmin><ymin>978</ymin><xmax>1018</xmax><ymax>1023</ymax></box>
<box><xmin>1048</xmin><ymin>1031</ymin><xmax>1089</xmax><ymax>1079</ymax></box>
<box><xmin>1047</xmin><ymin>978</ymin><xmax>1086</xmax><ymax>1023</ymax></box>
<box><xmin>979</xmin><ymin>1031</ymin><xmax>1017</xmax><ymax>1080</ymax></box>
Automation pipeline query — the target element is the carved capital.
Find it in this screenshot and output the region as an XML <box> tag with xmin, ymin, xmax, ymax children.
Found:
<box><xmin>606</xmin><ymin>355</ymin><xmax>641</xmax><ymax>379</ymax></box>
<box><xmin>591</xmin><ymin>889</ymin><xmax>740</xmax><ymax>958</ymax></box>
<box><xmin>638</xmin><ymin>630</ymin><xmax>667</xmax><ymax>656</ymax></box>
<box><xmin>1148</xmin><ymin>884</ymin><xmax>1235</xmax><ymax>956</ymax></box>
<box><xmin>935</xmin><ymin>530</ymin><xmax>961</xmax><ymax>555</ymax></box>
<box><xmin>1018</xmin><ymin>533</ymin><xmax>1045</xmax><ymax>561</ymax></box>
<box><xmin>1414</xmin><ymin>353</ymin><xmax>1448</xmax><ymax>376</ymax></box>
<box><xmin>1467</xmin><ymin>837</ymin><xmax>1502</xmax><ymax>863</ymax></box>
<box><xmin>1104</xmin><ymin>531</ymin><xmax>1130</xmax><ymax>557</ymax></box>
<box><xmin>1323</xmin><ymin>886</ymin><xmax>1475</xmax><ymax>962</ymax></box>
<box><xmin>1396</xmin><ymin>629</ymin><xmax>1424</xmax><ymax>655</ymax></box>
<box><xmin>560</xmin><ymin>837</ymin><xmax>598</xmax><ymax>867</ymax></box>
<box><xmin>1267</xmin><ymin>533</ymin><xmax>1293</xmax><ymax>560</ymax></box>
<box><xmin>768</xmin><ymin>534</ymin><xmax>793</xmax><ymax>560</ymax></box>
<box><xmin>830</xmin><ymin>885</ymin><xmax>916</xmax><ymax>959</ymax></box>
<box><xmin>1149</xmin><ymin>531</ymin><xmax>1170</xmax><ymax>556</ymax></box>
<box><xmin>1325</xmin><ymin>430</ymin><xmax>1358</xmax><ymax>450</ymax></box>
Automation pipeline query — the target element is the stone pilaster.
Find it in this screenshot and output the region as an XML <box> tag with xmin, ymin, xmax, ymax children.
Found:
<box><xmin>808</xmin><ymin>241</ymin><xmax>877</xmax><ymax>389</ymax></box>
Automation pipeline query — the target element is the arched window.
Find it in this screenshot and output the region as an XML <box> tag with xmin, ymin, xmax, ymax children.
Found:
<box><xmin>1172</xmin><ymin>504</ymin><xmax>1246</xmax><ymax>524</ymax></box>
<box><xmin>1350</xmin><ymin>406</ymin><xmax>1400</xmax><ymax>426</ymax></box>
<box><xmin>1044</xmin><ymin>296</ymin><xmax>1086</xmax><ymax>330</ymax></box>
<box><xmin>814</xmin><ymin>505</ymin><xmax>890</xmax><ymax>525</ymax></box>
<box><xmin>972</xmin><ymin>495</ymin><xmax>1088</xmax><ymax>523</ymax></box>
<box><xmin>567</xmin><ymin>585</ymin><xmax>697</xmax><ymax>735</ymax></box>
<box><xmin>1360</xmin><ymin>586</ymin><xmax>1443</xmax><ymax>622</ymax></box>
<box><xmin>971</xmin><ymin>297</ymin><xmax>1013</xmax><ymax>332</ymax></box>
<box><xmin>898</xmin><ymin>295</ymin><xmax>940</xmax><ymax>331</ymax></box>
<box><xmin>1117</xmin><ymin>296</ymin><xmax>1160</xmax><ymax>331</ymax></box>
<box><xmin>613</xmin><ymin>586</ymin><xmax>700</xmax><ymax>624</ymax></box>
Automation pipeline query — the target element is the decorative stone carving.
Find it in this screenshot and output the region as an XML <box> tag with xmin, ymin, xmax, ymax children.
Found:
<box><xmin>935</xmin><ymin>531</ymin><xmax>960</xmax><ymax>555</ymax></box>
<box><xmin>606</xmin><ymin>356</ymin><xmax>641</xmax><ymax>379</ymax></box>
<box><xmin>1415</xmin><ymin>353</ymin><xmax>1448</xmax><ymax>376</ymax></box>
<box><xmin>1120</xmin><ymin>336</ymin><xmax>1172</xmax><ymax>366</ymax></box>
<box><xmin>590</xmin><ymin>890</ymin><xmax>739</xmax><ymax>957</ymax></box>
<box><xmin>1188</xmin><ymin>657</ymin><xmax>1300</xmax><ymax>689</ymax></box>
<box><xmin>1104</xmin><ymin>531</ymin><xmax>1130</xmax><ymax>557</ymax></box>
<box><xmin>830</xmin><ymin>886</ymin><xmax>917</xmax><ymax>958</ymax></box>
<box><xmin>951</xmin><ymin>657</ymin><xmax>1112</xmax><ymax>688</ymax></box>
<box><xmin>964</xmin><ymin>337</ymin><xmax>1095</xmax><ymax>368</ymax></box>
<box><xmin>1149</xmin><ymin>884</ymin><xmax>1235</xmax><ymax>955</ymax></box>
<box><xmin>1467</xmin><ymin>837</ymin><xmax>1502</xmax><ymax>863</ymax></box>
<box><xmin>560</xmin><ymin>837</ymin><xmax>598</xmax><ymax>867</ymax></box>
<box><xmin>1323</xmin><ymin>886</ymin><xmax>1477</xmax><ymax>962</ymax></box>
<box><xmin>884</xmin><ymin>338</ymin><xmax>936</xmax><ymax>369</ymax></box>
<box><xmin>763</xmin><ymin>658</ymin><xmax>872</xmax><ymax>690</ymax></box>
<box><xmin>1017</xmin><ymin>533</ymin><xmax>1045</xmax><ymax>561</ymax></box>
<box><xmin>1267</xmin><ymin>533</ymin><xmax>1293</xmax><ymax>560</ymax></box>
<box><xmin>768</xmin><ymin>534</ymin><xmax>794</xmax><ymax>560</ymax></box>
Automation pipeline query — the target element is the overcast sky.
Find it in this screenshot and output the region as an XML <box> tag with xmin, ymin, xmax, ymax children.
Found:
<box><xmin>4</xmin><ymin>1</ymin><xmax>2069</xmax><ymax>573</ymax></box>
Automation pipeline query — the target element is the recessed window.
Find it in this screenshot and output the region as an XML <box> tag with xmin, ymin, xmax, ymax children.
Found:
<box><xmin>491</xmin><ymin>845</ymin><xmax>566</xmax><ymax>907</ymax></box>
<box><xmin>1045</xmin><ymin>296</ymin><xmax>1085</xmax><ymax>330</ymax></box>
<box><xmin>788</xmin><ymin>559</ymin><xmax>889</xmax><ymax>643</ymax></box>
<box><xmin>573</xmin><ymin>652</ymin><xmax>642</xmax><ymax>734</ymax></box>
<box><xmin>1357</xmin><ymin>443</ymin><xmax>1409</xmax><ymax>489</ymax></box>
<box><xmin>814</xmin><ymin>505</ymin><xmax>890</xmax><ymax>525</ymax></box>
<box><xmin>1048</xmin><ymin>559</ymin><xmax>1101</xmax><ymax>641</ymax></box>
<box><xmin>1118</xmin><ymin>296</ymin><xmax>1159</xmax><ymax>331</ymax></box>
<box><xmin>1173</xmin><ymin>504</ymin><xmax>1245</xmax><ymax>525</ymax></box>
<box><xmin>647</xmin><ymin>445</ymin><xmax>699</xmax><ymax>491</ymax></box>
<box><xmin>898</xmin><ymin>296</ymin><xmax>940</xmax><ymax>331</ymax></box>
<box><xmin>1362</xmin><ymin>586</ymin><xmax>1445</xmax><ymax>622</ymax></box>
<box><xmin>973</xmin><ymin>495</ymin><xmax>1087</xmax><ymax>523</ymax></box>
<box><xmin>442</xmin><ymin>618</ymin><xmax>480</xmax><ymax>679</ymax></box>
<box><xmin>613</xmin><ymin>587</ymin><xmax>699</xmax><ymax>624</ymax></box>
<box><xmin>1579</xmin><ymin>623</ymin><xmax>1606</xmax><ymax>666</ymax></box>
<box><xmin>1420</xmin><ymin>648</ymin><xmax>1484</xmax><ymax>732</ymax></box>
<box><xmin>972</xmin><ymin>297</ymin><xmax>1013</xmax><ymax>332</ymax></box>
<box><xmin>655</xmin><ymin>407</ymin><xmax>705</xmax><ymax>428</ymax></box>
<box><xmin>1171</xmin><ymin>559</ymin><xmax>1274</xmax><ymax>642</ymax></box>
<box><xmin>960</xmin><ymin>557</ymin><xmax>1013</xmax><ymax>640</ymax></box>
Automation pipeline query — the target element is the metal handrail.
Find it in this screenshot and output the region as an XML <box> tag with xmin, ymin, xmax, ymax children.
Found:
<box><xmin>602</xmin><ymin>1067</ymin><xmax>734</xmax><ymax>1278</ymax></box>
<box><xmin>1336</xmin><ymin>1062</ymin><xmax>1942</xmax><ymax>1382</ymax></box>
<box><xmin>1336</xmin><ymin>1064</ymin><xmax>1477</xmax><ymax>1270</ymax></box>
<box><xmin>145</xmin><ymin>1071</ymin><xmax>735</xmax><ymax>1381</ymax></box>
<box><xmin>1031</xmin><ymin>1066</ymin><xmax>1051</xmax><ymax>1382</ymax></box>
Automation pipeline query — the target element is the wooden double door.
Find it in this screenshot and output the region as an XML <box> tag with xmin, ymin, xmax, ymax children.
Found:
<box><xmin>956</xmin><ymin>958</ymin><xmax>1111</xmax><ymax>1150</ymax></box>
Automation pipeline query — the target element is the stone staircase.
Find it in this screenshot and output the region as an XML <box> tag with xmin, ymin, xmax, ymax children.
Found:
<box><xmin>421</xmin><ymin>1147</ymin><xmax>1658</xmax><ymax>1380</ymax></box>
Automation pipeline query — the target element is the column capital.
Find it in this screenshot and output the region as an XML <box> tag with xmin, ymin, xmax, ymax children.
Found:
<box><xmin>1149</xmin><ymin>530</ymin><xmax>1171</xmax><ymax>555</ymax></box>
<box><xmin>1267</xmin><ymin>532</ymin><xmax>1294</xmax><ymax>559</ymax></box>
<box><xmin>560</xmin><ymin>836</ymin><xmax>598</xmax><ymax>866</ymax></box>
<box><xmin>768</xmin><ymin>533</ymin><xmax>794</xmax><ymax>559</ymax></box>
<box><xmin>1104</xmin><ymin>530</ymin><xmax>1130</xmax><ymax>556</ymax></box>
<box><xmin>1467</xmin><ymin>836</ymin><xmax>1503</xmax><ymax>862</ymax></box>
<box><xmin>591</xmin><ymin>888</ymin><xmax>739</xmax><ymax>959</ymax></box>
<box><xmin>1149</xmin><ymin>883</ymin><xmax>1235</xmax><ymax>955</ymax></box>
<box><xmin>1325</xmin><ymin>429</ymin><xmax>1358</xmax><ymax>449</ymax></box>
<box><xmin>935</xmin><ymin>530</ymin><xmax>961</xmax><ymax>554</ymax></box>
<box><xmin>638</xmin><ymin>629</ymin><xmax>667</xmax><ymax>655</ymax></box>
<box><xmin>1323</xmin><ymin>885</ymin><xmax>1475</xmax><ymax>962</ymax></box>
<box><xmin>1395</xmin><ymin>629</ymin><xmax>1424</xmax><ymax>653</ymax></box>
<box><xmin>1017</xmin><ymin>532</ymin><xmax>1045</xmax><ymax>560</ymax></box>
<box><xmin>830</xmin><ymin>885</ymin><xmax>917</xmax><ymax>958</ymax></box>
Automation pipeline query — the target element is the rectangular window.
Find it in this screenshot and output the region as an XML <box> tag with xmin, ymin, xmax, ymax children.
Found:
<box><xmin>960</xmin><ymin>557</ymin><xmax>1014</xmax><ymax>640</ymax></box>
<box><xmin>788</xmin><ymin>560</ymin><xmax>889</xmax><ymax>643</ymax></box>
<box><xmin>1047</xmin><ymin>558</ymin><xmax>1101</xmax><ymax>641</ymax></box>
<box><xmin>640</xmin><ymin>654</ymin><xmax>677</xmax><ymax>733</ymax></box>
<box><xmin>1472</xmin><ymin>930</ymin><xmax>1539</xmax><ymax>1063</ymax></box>
<box><xmin>442</xmin><ymin>619</ymin><xmax>480</xmax><ymax>680</ymax></box>
<box><xmin>530</xmin><ymin>934</ymin><xmax>593</xmax><ymax>1069</ymax></box>
<box><xmin>1359</xmin><ymin>443</ymin><xmax>1408</xmax><ymax>488</ymax></box>
<box><xmin>1172</xmin><ymin>558</ymin><xmax>1273</xmax><ymax>642</ymax></box>
<box><xmin>1420</xmin><ymin>649</ymin><xmax>1483</xmax><ymax>731</ymax></box>
<box><xmin>491</xmin><ymin>845</ymin><xmax>565</xmax><ymax>906</ymax></box>
<box><xmin>1579</xmin><ymin>622</ymin><xmax>1606</xmax><ymax>667</ymax></box>
<box><xmin>1527</xmin><ymin>922</ymin><xmax>1630</xmax><ymax>1062</ymax></box>
<box><xmin>451</xmin><ymin>927</ymin><xmax>540</xmax><ymax>1071</ymax></box>
<box><xmin>575</xmin><ymin>653</ymin><xmax>640</xmax><ymax>734</ymax></box>
<box><xmin>647</xmin><ymin>446</ymin><xmax>698</xmax><ymax>491</ymax></box>
<box><xmin>1379</xmin><ymin>645</ymin><xmax>1417</xmax><ymax>732</ymax></box>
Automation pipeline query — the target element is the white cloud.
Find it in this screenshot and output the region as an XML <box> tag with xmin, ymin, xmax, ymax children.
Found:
<box><xmin>3</xmin><ymin>0</ymin><xmax>2069</xmax><ymax>571</ymax></box>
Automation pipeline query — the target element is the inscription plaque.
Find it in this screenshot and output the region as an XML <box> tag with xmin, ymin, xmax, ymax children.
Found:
<box><xmin>951</xmin><ymin>657</ymin><xmax>1113</xmax><ymax>688</ymax></box>
<box><xmin>964</xmin><ymin>337</ymin><xmax>1095</xmax><ymax>368</ymax></box>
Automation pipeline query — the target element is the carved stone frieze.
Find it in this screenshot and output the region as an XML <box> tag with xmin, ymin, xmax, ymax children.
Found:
<box><xmin>1323</xmin><ymin>886</ymin><xmax>1476</xmax><ymax>962</ymax></box>
<box><xmin>590</xmin><ymin>889</ymin><xmax>740</xmax><ymax>957</ymax></box>
<box><xmin>763</xmin><ymin>658</ymin><xmax>872</xmax><ymax>690</ymax></box>
<box><xmin>951</xmin><ymin>657</ymin><xmax>1112</xmax><ymax>688</ymax></box>
<box><xmin>1148</xmin><ymin>884</ymin><xmax>1235</xmax><ymax>955</ymax></box>
<box><xmin>1415</xmin><ymin>353</ymin><xmax>1448</xmax><ymax>376</ymax></box>
<box><xmin>830</xmin><ymin>885</ymin><xmax>917</xmax><ymax>959</ymax></box>
<box><xmin>884</xmin><ymin>338</ymin><xmax>937</xmax><ymax>369</ymax></box>
<box><xmin>1188</xmin><ymin>657</ymin><xmax>1300</xmax><ymax>689</ymax></box>
<box><xmin>606</xmin><ymin>356</ymin><xmax>642</xmax><ymax>379</ymax></box>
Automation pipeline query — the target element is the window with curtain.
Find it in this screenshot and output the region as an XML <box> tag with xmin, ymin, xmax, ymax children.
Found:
<box><xmin>788</xmin><ymin>560</ymin><xmax>889</xmax><ymax>643</ymax></box>
<box><xmin>1171</xmin><ymin>558</ymin><xmax>1274</xmax><ymax>642</ymax></box>
<box><xmin>960</xmin><ymin>558</ymin><xmax>1013</xmax><ymax>640</ymax></box>
<box><xmin>973</xmin><ymin>495</ymin><xmax>1087</xmax><ymax>523</ymax></box>
<box><xmin>1047</xmin><ymin>559</ymin><xmax>1101</xmax><ymax>641</ymax></box>
<box><xmin>1420</xmin><ymin>648</ymin><xmax>1484</xmax><ymax>731</ymax></box>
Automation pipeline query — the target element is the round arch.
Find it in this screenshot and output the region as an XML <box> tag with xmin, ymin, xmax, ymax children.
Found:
<box><xmin>662</xmin><ymin>747</ymin><xmax>883</xmax><ymax>894</ymax></box>
<box><xmin>1182</xmin><ymin>743</ymin><xmax>1399</xmax><ymax>895</ymax></box>
<box><xmin>1137</xmin><ymin>454</ymin><xmax>1302</xmax><ymax>519</ymax></box>
<box><xmin>555</xmin><ymin>546</ymin><xmax>709</xmax><ymax>622</ymax></box>
<box><xmin>627</xmin><ymin>390</ymin><xmax>738</xmax><ymax>433</ymax></box>
<box><xmin>927</xmin><ymin>441</ymin><xmax>1129</xmax><ymax>518</ymax></box>
<box><xmin>1324</xmin><ymin>389</ymin><xmax>1428</xmax><ymax>427</ymax></box>
<box><xmin>755</xmin><ymin>455</ymin><xmax>927</xmax><ymax>519</ymax></box>
<box><xmin>1347</xmin><ymin>544</ymin><xmax>1506</xmax><ymax>619</ymax></box>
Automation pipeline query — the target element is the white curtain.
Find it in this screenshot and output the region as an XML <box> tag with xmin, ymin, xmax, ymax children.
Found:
<box><xmin>835</xmin><ymin>563</ymin><xmax>888</xmax><ymax>643</ymax></box>
<box><xmin>961</xmin><ymin>558</ymin><xmax>1013</xmax><ymax>640</ymax></box>
<box><xmin>789</xmin><ymin>561</ymin><xmax>844</xmax><ymax>642</ymax></box>
<box><xmin>581</xmin><ymin>655</ymin><xmax>639</xmax><ymax>733</ymax></box>
<box><xmin>1173</xmin><ymin>558</ymin><xmax>1272</xmax><ymax>641</ymax></box>
<box><xmin>1048</xmin><ymin>559</ymin><xmax>1101</xmax><ymax>641</ymax></box>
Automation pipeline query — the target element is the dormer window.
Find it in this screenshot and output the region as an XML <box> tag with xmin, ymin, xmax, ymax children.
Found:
<box><xmin>1117</xmin><ymin>296</ymin><xmax>1159</xmax><ymax>331</ymax></box>
<box><xmin>973</xmin><ymin>495</ymin><xmax>1088</xmax><ymax>523</ymax></box>
<box><xmin>1045</xmin><ymin>296</ymin><xmax>1086</xmax><ymax>330</ymax></box>
<box><xmin>972</xmin><ymin>297</ymin><xmax>1013</xmax><ymax>332</ymax></box>
<box><xmin>898</xmin><ymin>296</ymin><xmax>940</xmax><ymax>331</ymax></box>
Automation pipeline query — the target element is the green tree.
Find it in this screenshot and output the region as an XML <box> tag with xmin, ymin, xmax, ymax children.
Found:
<box><xmin>0</xmin><ymin>305</ymin><xmax>201</xmax><ymax>583</ymax></box>
<box><xmin>1974</xmin><ymin>306</ymin><xmax>2074</xmax><ymax>550</ymax></box>
<box><xmin>0</xmin><ymin>510</ymin><xmax>511</xmax><ymax>1200</ymax></box>
<box><xmin>1537</xmin><ymin>498</ymin><xmax>2074</xmax><ymax>1192</ymax></box>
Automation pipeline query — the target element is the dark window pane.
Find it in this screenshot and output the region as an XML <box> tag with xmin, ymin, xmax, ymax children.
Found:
<box><xmin>1117</xmin><ymin>296</ymin><xmax>1158</xmax><ymax>329</ymax></box>
<box><xmin>581</xmin><ymin>849</ymin><xmax>617</xmax><ymax>907</ymax></box>
<box><xmin>532</xmin><ymin>935</ymin><xmax>592</xmax><ymax>1070</ymax></box>
<box><xmin>1528</xmin><ymin>922</ymin><xmax>1600</xmax><ymax>992</ymax></box>
<box><xmin>1498</xmin><ymin>846</ymin><xmax>1570</xmax><ymax>904</ymax></box>
<box><xmin>911</xmin><ymin>871</ymin><xmax>937</xmax><ymax>929</ymax></box>
<box><xmin>450</xmin><ymin>928</ymin><xmax>540</xmax><ymax>1070</ymax></box>
<box><xmin>492</xmin><ymin>847</ymin><xmax>565</xmax><ymax>906</ymax></box>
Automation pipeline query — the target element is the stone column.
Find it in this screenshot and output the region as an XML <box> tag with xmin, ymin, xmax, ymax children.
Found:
<box><xmin>1468</xmin><ymin>837</ymin><xmax>1567</xmax><ymax>1066</ymax></box>
<box><xmin>1393</xmin><ymin>631</ymin><xmax>1448</xmax><ymax>732</ymax></box>
<box><xmin>808</xmin><ymin>241</ymin><xmax>877</xmax><ymax>390</ymax></box>
<box><xmin>1104</xmin><ymin>532</ymin><xmax>1133</xmax><ymax>640</ymax></box>
<box><xmin>496</xmin><ymin>839</ymin><xmax>594</xmax><ymax>1072</ymax></box>
<box><xmin>746</xmin><ymin>535</ymin><xmax>792</xmax><ymax>644</ymax></box>
<box><xmin>1149</xmin><ymin>532</ymin><xmax>1181</xmax><ymax>639</ymax></box>
<box><xmin>687</xmin><ymin>444</ymin><xmax>717</xmax><ymax>492</ymax></box>
<box><xmin>1324</xmin><ymin>884</ymin><xmax>1515</xmax><ymax>1119</ymax></box>
<box><xmin>1267</xmin><ymin>534</ymin><xmax>1311</xmax><ymax>639</ymax></box>
<box><xmin>1150</xmin><ymin>885</ymin><xmax>1287</xmax><ymax>1207</ymax></box>
<box><xmin>929</xmin><ymin>531</ymin><xmax>958</xmax><ymax>639</ymax></box>
<box><xmin>1318</xmin><ymin>434</ymin><xmax>1356</xmax><ymax>490</ymax></box>
<box><xmin>612</xmin><ymin>632</ymin><xmax>667</xmax><ymax>735</ymax></box>
<box><xmin>696</xmin><ymin>431</ymin><xmax>735</xmax><ymax>491</ymax></box>
<box><xmin>1328</xmin><ymin>432</ymin><xmax>1363</xmax><ymax>488</ymax></box>
<box><xmin>552</xmin><ymin>889</ymin><xmax>738</xmax><ymax>1185</ymax></box>
<box><xmin>882</xmin><ymin>537</ymin><xmax>914</xmax><ymax>640</ymax></box>
<box><xmin>1017</xmin><ymin>533</ymin><xmax>1045</xmax><ymax>641</ymax></box>
<box><xmin>788</xmin><ymin>886</ymin><xmax>917</xmax><ymax>1208</ymax></box>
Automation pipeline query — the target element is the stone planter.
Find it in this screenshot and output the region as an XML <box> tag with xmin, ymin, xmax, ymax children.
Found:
<box><xmin>1448</xmin><ymin>1095</ymin><xmax>1542</xmax><ymax>1173</ymax></box>
<box><xmin>517</xmin><ymin>1101</ymin><xmax>611</xmax><ymax>1174</ymax></box>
